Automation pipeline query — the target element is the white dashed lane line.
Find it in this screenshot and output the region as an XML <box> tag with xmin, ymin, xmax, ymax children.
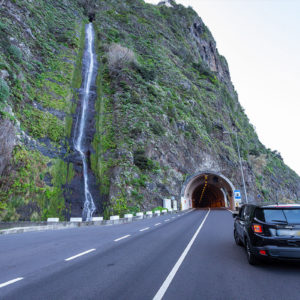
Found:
<box><xmin>65</xmin><ymin>249</ymin><xmax>96</xmax><ymax>261</ymax></box>
<box><xmin>114</xmin><ymin>235</ymin><xmax>131</xmax><ymax>242</ymax></box>
<box><xmin>0</xmin><ymin>277</ymin><xmax>24</xmax><ymax>289</ymax></box>
<box><xmin>164</xmin><ymin>219</ymin><xmax>170</xmax><ymax>222</ymax></box>
<box><xmin>139</xmin><ymin>227</ymin><xmax>150</xmax><ymax>232</ymax></box>
<box><xmin>155</xmin><ymin>223</ymin><xmax>161</xmax><ymax>226</ymax></box>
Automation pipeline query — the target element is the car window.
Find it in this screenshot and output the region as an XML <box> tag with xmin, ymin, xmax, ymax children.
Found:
<box><xmin>282</xmin><ymin>209</ymin><xmax>300</xmax><ymax>224</ymax></box>
<box><xmin>239</xmin><ymin>207</ymin><xmax>245</xmax><ymax>219</ymax></box>
<box><xmin>263</xmin><ymin>209</ymin><xmax>286</xmax><ymax>223</ymax></box>
<box><xmin>255</xmin><ymin>208</ymin><xmax>300</xmax><ymax>224</ymax></box>
<box><xmin>244</xmin><ymin>206</ymin><xmax>252</xmax><ymax>221</ymax></box>
<box><xmin>255</xmin><ymin>209</ymin><xmax>285</xmax><ymax>222</ymax></box>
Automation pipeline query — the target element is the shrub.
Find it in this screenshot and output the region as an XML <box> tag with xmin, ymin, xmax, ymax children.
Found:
<box><xmin>0</xmin><ymin>78</ymin><xmax>9</xmax><ymax>102</ymax></box>
<box><xmin>133</xmin><ymin>149</ymin><xmax>156</xmax><ymax>171</ymax></box>
<box><xmin>8</xmin><ymin>45</ymin><xmax>22</xmax><ymax>63</ymax></box>
<box><xmin>152</xmin><ymin>206</ymin><xmax>166</xmax><ymax>213</ymax></box>
<box><xmin>136</xmin><ymin>65</ymin><xmax>156</xmax><ymax>81</ymax></box>
<box><xmin>150</xmin><ymin>121</ymin><xmax>165</xmax><ymax>136</ymax></box>
<box><xmin>134</xmin><ymin>150</ymin><xmax>149</xmax><ymax>170</ymax></box>
<box><xmin>107</xmin><ymin>43</ymin><xmax>137</xmax><ymax>75</ymax></box>
<box><xmin>192</xmin><ymin>62</ymin><xmax>218</xmax><ymax>85</ymax></box>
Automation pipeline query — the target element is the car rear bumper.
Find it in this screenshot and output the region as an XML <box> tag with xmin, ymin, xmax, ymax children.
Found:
<box><xmin>254</xmin><ymin>246</ymin><xmax>300</xmax><ymax>259</ymax></box>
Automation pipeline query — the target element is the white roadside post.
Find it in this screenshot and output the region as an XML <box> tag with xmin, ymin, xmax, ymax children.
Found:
<box><xmin>146</xmin><ymin>211</ymin><xmax>153</xmax><ymax>218</ymax></box>
<box><xmin>136</xmin><ymin>212</ymin><xmax>144</xmax><ymax>219</ymax></box>
<box><xmin>47</xmin><ymin>218</ymin><xmax>59</xmax><ymax>222</ymax></box>
<box><xmin>91</xmin><ymin>217</ymin><xmax>103</xmax><ymax>222</ymax></box>
<box><xmin>124</xmin><ymin>214</ymin><xmax>133</xmax><ymax>219</ymax></box>
<box><xmin>70</xmin><ymin>217</ymin><xmax>82</xmax><ymax>222</ymax></box>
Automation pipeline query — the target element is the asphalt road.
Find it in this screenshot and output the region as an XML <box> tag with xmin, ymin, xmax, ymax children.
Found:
<box><xmin>1</xmin><ymin>209</ymin><xmax>300</xmax><ymax>300</ymax></box>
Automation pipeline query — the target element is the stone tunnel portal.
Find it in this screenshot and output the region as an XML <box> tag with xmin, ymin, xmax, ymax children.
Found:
<box><xmin>181</xmin><ymin>172</ymin><xmax>235</xmax><ymax>210</ymax></box>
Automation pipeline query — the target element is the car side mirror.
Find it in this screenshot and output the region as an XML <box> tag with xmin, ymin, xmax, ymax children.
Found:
<box><xmin>232</xmin><ymin>211</ymin><xmax>239</xmax><ymax>218</ymax></box>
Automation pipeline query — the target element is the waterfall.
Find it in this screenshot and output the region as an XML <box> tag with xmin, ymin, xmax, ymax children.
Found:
<box><xmin>74</xmin><ymin>23</ymin><xmax>96</xmax><ymax>221</ymax></box>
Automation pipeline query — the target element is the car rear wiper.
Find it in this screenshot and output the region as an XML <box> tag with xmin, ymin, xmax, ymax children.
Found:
<box><xmin>271</xmin><ymin>220</ymin><xmax>288</xmax><ymax>224</ymax></box>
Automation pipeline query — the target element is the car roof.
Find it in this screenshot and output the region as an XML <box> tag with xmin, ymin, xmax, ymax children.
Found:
<box><xmin>242</xmin><ymin>203</ymin><xmax>300</xmax><ymax>208</ymax></box>
<box><xmin>261</xmin><ymin>204</ymin><xmax>300</xmax><ymax>208</ymax></box>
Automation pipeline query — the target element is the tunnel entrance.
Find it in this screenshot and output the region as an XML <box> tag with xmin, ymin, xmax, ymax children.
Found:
<box><xmin>181</xmin><ymin>172</ymin><xmax>235</xmax><ymax>210</ymax></box>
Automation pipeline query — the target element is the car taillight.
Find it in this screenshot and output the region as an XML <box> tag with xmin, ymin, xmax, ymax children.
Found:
<box><xmin>252</xmin><ymin>224</ymin><xmax>263</xmax><ymax>233</ymax></box>
<box><xmin>259</xmin><ymin>250</ymin><xmax>267</xmax><ymax>256</ymax></box>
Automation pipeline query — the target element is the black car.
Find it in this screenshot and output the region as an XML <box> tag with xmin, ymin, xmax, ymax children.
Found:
<box><xmin>233</xmin><ymin>203</ymin><xmax>300</xmax><ymax>265</ymax></box>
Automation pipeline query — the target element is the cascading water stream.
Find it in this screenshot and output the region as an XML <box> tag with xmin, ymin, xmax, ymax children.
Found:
<box><xmin>74</xmin><ymin>23</ymin><xmax>96</xmax><ymax>221</ymax></box>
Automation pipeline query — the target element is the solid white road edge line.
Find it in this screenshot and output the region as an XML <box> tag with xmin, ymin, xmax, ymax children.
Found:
<box><xmin>140</xmin><ymin>227</ymin><xmax>150</xmax><ymax>232</ymax></box>
<box><xmin>0</xmin><ymin>277</ymin><xmax>24</xmax><ymax>288</ymax></box>
<box><xmin>65</xmin><ymin>249</ymin><xmax>96</xmax><ymax>261</ymax></box>
<box><xmin>154</xmin><ymin>223</ymin><xmax>161</xmax><ymax>226</ymax></box>
<box><xmin>153</xmin><ymin>209</ymin><xmax>210</xmax><ymax>300</ymax></box>
<box><xmin>114</xmin><ymin>234</ymin><xmax>131</xmax><ymax>242</ymax></box>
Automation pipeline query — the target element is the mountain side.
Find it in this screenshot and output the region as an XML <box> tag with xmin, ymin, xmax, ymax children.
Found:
<box><xmin>0</xmin><ymin>0</ymin><xmax>299</xmax><ymax>221</ymax></box>
<box><xmin>91</xmin><ymin>0</ymin><xmax>300</xmax><ymax>215</ymax></box>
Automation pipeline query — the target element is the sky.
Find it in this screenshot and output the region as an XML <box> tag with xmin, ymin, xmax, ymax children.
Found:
<box><xmin>145</xmin><ymin>0</ymin><xmax>300</xmax><ymax>176</ymax></box>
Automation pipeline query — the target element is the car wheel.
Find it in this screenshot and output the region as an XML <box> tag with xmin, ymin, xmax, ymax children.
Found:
<box><xmin>234</xmin><ymin>229</ymin><xmax>243</xmax><ymax>246</ymax></box>
<box><xmin>245</xmin><ymin>239</ymin><xmax>259</xmax><ymax>265</ymax></box>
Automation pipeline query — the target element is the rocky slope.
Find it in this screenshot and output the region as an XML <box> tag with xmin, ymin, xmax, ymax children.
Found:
<box><xmin>0</xmin><ymin>0</ymin><xmax>299</xmax><ymax>221</ymax></box>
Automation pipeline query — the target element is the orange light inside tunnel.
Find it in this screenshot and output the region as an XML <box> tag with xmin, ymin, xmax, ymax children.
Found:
<box><xmin>192</xmin><ymin>182</ymin><xmax>225</xmax><ymax>208</ymax></box>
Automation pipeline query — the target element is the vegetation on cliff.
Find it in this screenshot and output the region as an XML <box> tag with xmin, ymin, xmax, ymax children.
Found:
<box><xmin>0</xmin><ymin>0</ymin><xmax>86</xmax><ymax>220</ymax></box>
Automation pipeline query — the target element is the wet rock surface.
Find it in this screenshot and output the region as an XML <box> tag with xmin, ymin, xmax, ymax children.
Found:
<box><xmin>0</xmin><ymin>118</ymin><xmax>16</xmax><ymax>176</ymax></box>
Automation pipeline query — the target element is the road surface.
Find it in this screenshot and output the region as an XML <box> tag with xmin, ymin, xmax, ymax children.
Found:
<box><xmin>1</xmin><ymin>209</ymin><xmax>300</xmax><ymax>300</ymax></box>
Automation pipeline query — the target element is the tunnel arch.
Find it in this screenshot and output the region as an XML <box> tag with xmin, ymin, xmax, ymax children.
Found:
<box><xmin>180</xmin><ymin>171</ymin><xmax>235</xmax><ymax>210</ymax></box>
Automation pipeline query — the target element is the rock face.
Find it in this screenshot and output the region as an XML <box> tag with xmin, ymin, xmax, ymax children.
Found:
<box><xmin>0</xmin><ymin>0</ymin><xmax>299</xmax><ymax>221</ymax></box>
<box><xmin>0</xmin><ymin>118</ymin><xmax>16</xmax><ymax>176</ymax></box>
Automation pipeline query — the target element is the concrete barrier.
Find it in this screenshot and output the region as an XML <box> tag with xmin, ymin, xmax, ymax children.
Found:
<box><xmin>162</xmin><ymin>209</ymin><xmax>167</xmax><ymax>214</ymax></box>
<box><xmin>136</xmin><ymin>212</ymin><xmax>144</xmax><ymax>219</ymax></box>
<box><xmin>70</xmin><ymin>217</ymin><xmax>82</xmax><ymax>222</ymax></box>
<box><xmin>146</xmin><ymin>211</ymin><xmax>153</xmax><ymax>216</ymax></box>
<box><xmin>1</xmin><ymin>209</ymin><xmax>192</xmax><ymax>235</ymax></box>
<box><xmin>124</xmin><ymin>214</ymin><xmax>133</xmax><ymax>219</ymax></box>
<box><xmin>110</xmin><ymin>215</ymin><xmax>120</xmax><ymax>221</ymax></box>
<box><xmin>92</xmin><ymin>217</ymin><xmax>103</xmax><ymax>222</ymax></box>
<box><xmin>154</xmin><ymin>210</ymin><xmax>160</xmax><ymax>216</ymax></box>
<box><xmin>47</xmin><ymin>218</ymin><xmax>59</xmax><ymax>222</ymax></box>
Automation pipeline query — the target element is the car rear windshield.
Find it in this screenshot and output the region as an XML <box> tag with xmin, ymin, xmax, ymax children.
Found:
<box><xmin>255</xmin><ymin>208</ymin><xmax>300</xmax><ymax>224</ymax></box>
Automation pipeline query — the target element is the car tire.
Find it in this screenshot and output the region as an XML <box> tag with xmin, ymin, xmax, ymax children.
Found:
<box><xmin>245</xmin><ymin>239</ymin><xmax>259</xmax><ymax>265</ymax></box>
<box><xmin>234</xmin><ymin>229</ymin><xmax>243</xmax><ymax>246</ymax></box>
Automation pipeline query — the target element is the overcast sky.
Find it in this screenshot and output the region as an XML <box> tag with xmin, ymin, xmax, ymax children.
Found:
<box><xmin>145</xmin><ymin>0</ymin><xmax>300</xmax><ymax>176</ymax></box>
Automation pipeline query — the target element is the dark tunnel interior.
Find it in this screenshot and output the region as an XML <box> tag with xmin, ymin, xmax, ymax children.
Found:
<box><xmin>192</xmin><ymin>184</ymin><xmax>225</xmax><ymax>208</ymax></box>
